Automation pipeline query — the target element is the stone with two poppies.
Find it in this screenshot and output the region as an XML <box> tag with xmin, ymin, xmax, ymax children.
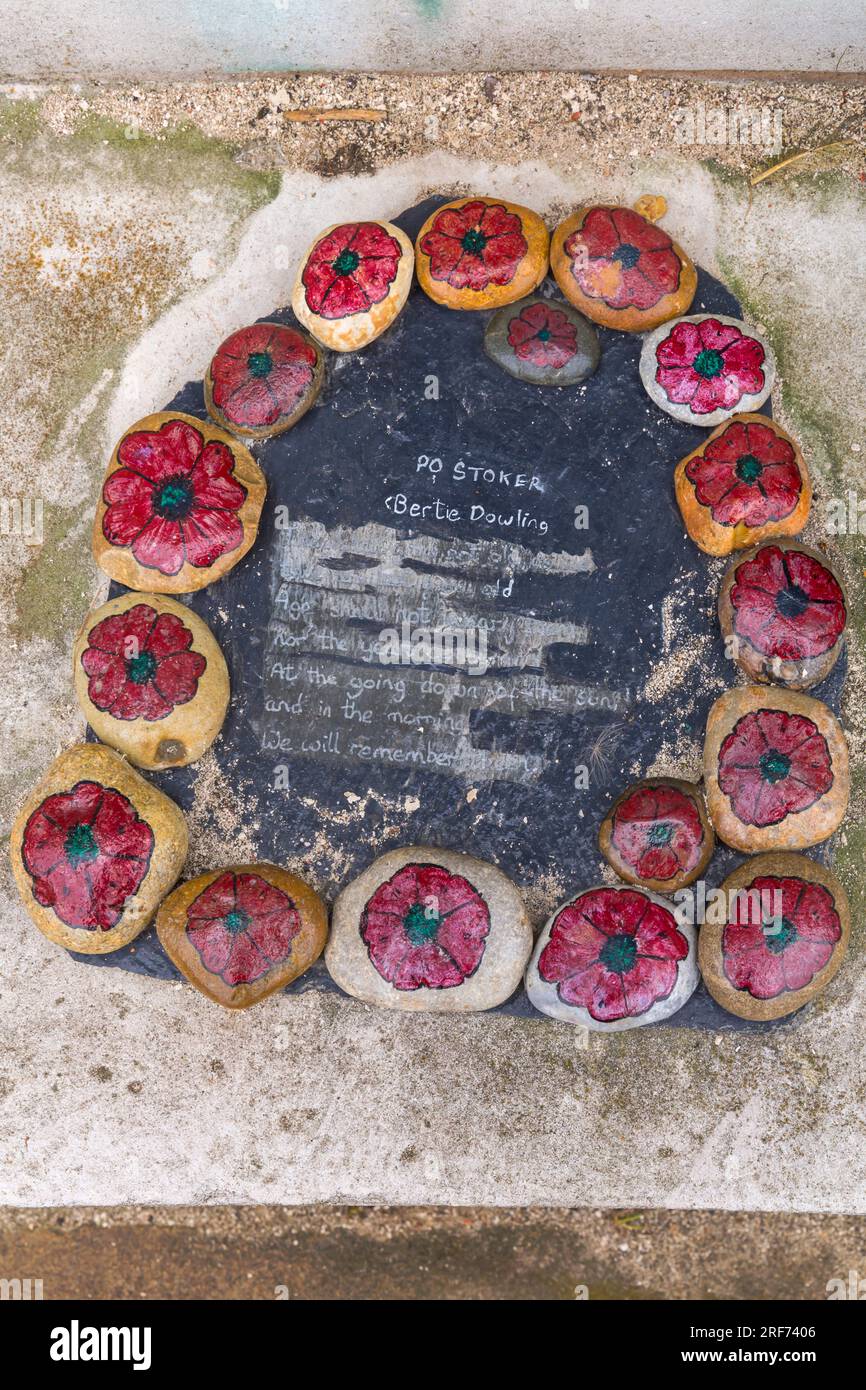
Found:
<box><xmin>415</xmin><ymin>197</ymin><xmax>549</xmax><ymax>311</ymax></box>
<box><xmin>718</xmin><ymin>540</ymin><xmax>847</xmax><ymax>691</ymax></box>
<box><xmin>205</xmin><ymin>321</ymin><xmax>324</xmax><ymax>439</ymax></box>
<box><xmin>598</xmin><ymin>778</ymin><xmax>714</xmax><ymax>894</ymax></box>
<box><xmin>325</xmin><ymin>846</ymin><xmax>532</xmax><ymax>1012</ymax></box>
<box><xmin>675</xmin><ymin>413</ymin><xmax>811</xmax><ymax>556</ymax></box>
<box><xmin>704</xmin><ymin>686</ymin><xmax>849</xmax><ymax>853</ymax></box>
<box><xmin>525</xmin><ymin>884</ymin><xmax>698</xmax><ymax>1030</ymax></box>
<box><xmin>292</xmin><ymin>219</ymin><xmax>414</xmax><ymax>352</ymax></box>
<box><xmin>93</xmin><ymin>412</ymin><xmax>266</xmax><ymax>594</ymax></box>
<box><xmin>699</xmin><ymin>852</ymin><xmax>849</xmax><ymax>1021</ymax></box>
<box><xmin>641</xmin><ymin>315</ymin><xmax>775</xmax><ymax>427</ymax></box>
<box><xmin>484</xmin><ymin>293</ymin><xmax>599</xmax><ymax>386</ymax></box>
<box><xmin>156</xmin><ymin>863</ymin><xmax>328</xmax><ymax>1009</ymax></box>
<box><xmin>72</xmin><ymin>592</ymin><xmax>230</xmax><ymax>770</ymax></box>
<box><xmin>10</xmin><ymin>743</ymin><xmax>187</xmax><ymax>955</ymax></box>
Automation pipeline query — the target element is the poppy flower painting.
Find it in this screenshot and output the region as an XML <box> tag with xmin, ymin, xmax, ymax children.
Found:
<box><xmin>207</xmin><ymin>322</ymin><xmax>320</xmax><ymax>435</ymax></box>
<box><xmin>185</xmin><ymin>870</ymin><xmax>301</xmax><ymax>987</ymax></box>
<box><xmin>419</xmin><ymin>200</ymin><xmax>528</xmax><ymax>293</ymax></box>
<box><xmin>302</xmin><ymin>222</ymin><xmax>403</xmax><ymax>319</ymax></box>
<box><xmin>609</xmin><ymin>784</ymin><xmax>706</xmax><ymax>884</ymax></box>
<box><xmin>685</xmin><ymin>419</ymin><xmax>804</xmax><ymax>528</ymax></box>
<box><xmin>360</xmin><ymin>862</ymin><xmax>491</xmax><ymax>991</ymax></box>
<box><xmin>81</xmin><ymin>602</ymin><xmax>206</xmax><ymax>722</ymax></box>
<box><xmin>506</xmin><ymin>301</ymin><xmax>578</xmax><ymax>368</ymax></box>
<box><xmin>656</xmin><ymin>317</ymin><xmax>766</xmax><ymax>415</ymax></box>
<box><xmin>729</xmin><ymin>545</ymin><xmax>847</xmax><ymax>662</ymax></box>
<box><xmin>723</xmin><ymin>873</ymin><xmax>842</xmax><ymax>1000</ymax></box>
<box><xmin>717</xmin><ymin>708</ymin><xmax>834</xmax><ymax>828</ymax></box>
<box><xmin>563</xmin><ymin>206</ymin><xmax>682</xmax><ymax>312</ymax></box>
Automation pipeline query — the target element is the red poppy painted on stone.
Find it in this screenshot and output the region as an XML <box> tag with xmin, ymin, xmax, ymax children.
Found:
<box><xmin>611</xmin><ymin>785</ymin><xmax>705</xmax><ymax>883</ymax></box>
<box><xmin>564</xmin><ymin>207</ymin><xmax>681</xmax><ymax>311</ymax></box>
<box><xmin>21</xmin><ymin>780</ymin><xmax>154</xmax><ymax>930</ymax></box>
<box><xmin>685</xmin><ymin>419</ymin><xmax>803</xmax><ymax>527</ymax></box>
<box><xmin>302</xmin><ymin>222</ymin><xmax>403</xmax><ymax>319</ymax></box>
<box><xmin>723</xmin><ymin>874</ymin><xmax>841</xmax><ymax>999</ymax></box>
<box><xmin>656</xmin><ymin>319</ymin><xmax>765</xmax><ymax>414</ymax></box>
<box><xmin>538</xmin><ymin>887</ymin><xmax>688</xmax><ymax>1022</ymax></box>
<box><xmin>419</xmin><ymin>200</ymin><xmax>528</xmax><ymax>292</ymax></box>
<box><xmin>730</xmin><ymin>545</ymin><xmax>847</xmax><ymax>661</ymax></box>
<box><xmin>102</xmin><ymin>419</ymin><xmax>248</xmax><ymax>577</ymax></box>
<box><xmin>209</xmin><ymin>323</ymin><xmax>318</xmax><ymax>430</ymax></box>
<box><xmin>186</xmin><ymin>870</ymin><xmax>301</xmax><ymax>987</ymax></box>
<box><xmin>81</xmin><ymin>602</ymin><xmax>206</xmax><ymax>722</ymax></box>
<box><xmin>360</xmin><ymin>862</ymin><xmax>491</xmax><ymax>990</ymax></box>
<box><xmin>717</xmin><ymin>709</ymin><xmax>834</xmax><ymax>828</ymax></box>
<box><xmin>506</xmin><ymin>302</ymin><xmax>578</xmax><ymax>368</ymax></box>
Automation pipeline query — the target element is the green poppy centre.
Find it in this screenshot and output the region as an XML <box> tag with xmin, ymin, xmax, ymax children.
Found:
<box><xmin>461</xmin><ymin>228</ymin><xmax>487</xmax><ymax>256</ymax></box>
<box><xmin>692</xmin><ymin>348</ymin><xmax>725</xmax><ymax>379</ymax></box>
<box><xmin>65</xmin><ymin>822</ymin><xmax>99</xmax><ymax>866</ymax></box>
<box><xmin>760</xmin><ymin>749</ymin><xmax>791</xmax><ymax>784</ymax></box>
<box><xmin>247</xmin><ymin>351</ymin><xmax>273</xmax><ymax>378</ymax></box>
<box><xmin>126</xmin><ymin>650</ymin><xmax>157</xmax><ymax>684</ymax></box>
<box><xmin>155</xmin><ymin>476</ymin><xmax>193</xmax><ymax>520</ymax></box>
<box><xmin>764</xmin><ymin>916</ymin><xmax>798</xmax><ymax>955</ymax></box>
<box><xmin>403</xmin><ymin>901</ymin><xmax>441</xmax><ymax>944</ymax></box>
<box><xmin>333</xmin><ymin>248</ymin><xmax>360</xmax><ymax>276</ymax></box>
<box><xmin>736</xmin><ymin>453</ymin><xmax>763</xmax><ymax>483</ymax></box>
<box><xmin>599</xmin><ymin>932</ymin><xmax>637</xmax><ymax>974</ymax></box>
<box><xmin>536</xmin><ymin>328</ymin><xmax>551</xmax><ymax>342</ymax></box>
<box><xmin>613</xmin><ymin>242</ymin><xmax>641</xmax><ymax>270</ymax></box>
<box><xmin>224</xmin><ymin>909</ymin><xmax>251</xmax><ymax>936</ymax></box>
<box><xmin>647</xmin><ymin>821</ymin><xmax>674</xmax><ymax>846</ymax></box>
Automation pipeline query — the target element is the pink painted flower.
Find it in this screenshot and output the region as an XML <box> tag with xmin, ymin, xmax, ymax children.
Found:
<box><xmin>685</xmin><ymin>418</ymin><xmax>802</xmax><ymax>526</ymax></box>
<box><xmin>360</xmin><ymin>862</ymin><xmax>490</xmax><ymax>990</ymax></box>
<box><xmin>564</xmin><ymin>206</ymin><xmax>681</xmax><ymax>311</ymax></box>
<box><xmin>717</xmin><ymin>709</ymin><xmax>834</xmax><ymax>828</ymax></box>
<box><xmin>209</xmin><ymin>323</ymin><xmax>318</xmax><ymax>430</ymax></box>
<box><xmin>420</xmin><ymin>201</ymin><xmax>528</xmax><ymax>292</ymax></box>
<box><xmin>302</xmin><ymin>222</ymin><xmax>402</xmax><ymax>319</ymax></box>
<box><xmin>611</xmin><ymin>785</ymin><xmax>705</xmax><ymax>882</ymax></box>
<box><xmin>656</xmin><ymin>318</ymin><xmax>765</xmax><ymax>414</ymax></box>
<box><xmin>730</xmin><ymin>545</ymin><xmax>846</xmax><ymax>661</ymax></box>
<box><xmin>186</xmin><ymin>871</ymin><xmax>301</xmax><ymax>986</ymax></box>
<box><xmin>723</xmin><ymin>874</ymin><xmax>841</xmax><ymax>999</ymax></box>
<box><xmin>506</xmin><ymin>302</ymin><xmax>578</xmax><ymax>368</ymax></box>
<box><xmin>81</xmin><ymin>603</ymin><xmax>206</xmax><ymax>721</ymax></box>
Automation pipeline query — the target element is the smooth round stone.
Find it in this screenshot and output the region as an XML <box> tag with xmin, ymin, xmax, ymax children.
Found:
<box><xmin>699</xmin><ymin>852</ymin><xmax>849</xmax><ymax>1021</ymax></box>
<box><xmin>205</xmin><ymin>321</ymin><xmax>324</xmax><ymax>439</ymax></box>
<box><xmin>325</xmin><ymin>846</ymin><xmax>531</xmax><ymax>1012</ymax></box>
<box><xmin>598</xmin><ymin>777</ymin><xmax>714</xmax><ymax>894</ymax></box>
<box><xmin>415</xmin><ymin>197</ymin><xmax>549</xmax><ymax>311</ymax></box>
<box><xmin>484</xmin><ymin>294</ymin><xmax>599</xmax><ymax>386</ymax></box>
<box><xmin>674</xmin><ymin>412</ymin><xmax>811</xmax><ymax>556</ymax></box>
<box><xmin>640</xmin><ymin>315</ymin><xmax>776</xmax><ymax>426</ymax></box>
<box><xmin>525</xmin><ymin>884</ymin><xmax>698</xmax><ymax>1030</ymax></box>
<box><xmin>10</xmin><ymin>743</ymin><xmax>187</xmax><ymax>955</ymax></box>
<box><xmin>718</xmin><ymin>540</ymin><xmax>848</xmax><ymax>691</ymax></box>
<box><xmin>704</xmin><ymin>686</ymin><xmax>849</xmax><ymax>853</ymax></box>
<box><xmin>291</xmin><ymin>220</ymin><xmax>414</xmax><ymax>352</ymax></box>
<box><xmin>551</xmin><ymin>202</ymin><xmax>696</xmax><ymax>333</ymax></box>
<box><xmin>156</xmin><ymin>862</ymin><xmax>328</xmax><ymax>1010</ymax></box>
<box><xmin>72</xmin><ymin>593</ymin><xmax>230</xmax><ymax>770</ymax></box>
<box><xmin>93</xmin><ymin>412</ymin><xmax>267</xmax><ymax>594</ymax></box>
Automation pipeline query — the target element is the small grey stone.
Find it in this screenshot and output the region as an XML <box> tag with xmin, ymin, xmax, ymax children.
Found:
<box><xmin>525</xmin><ymin>884</ymin><xmax>699</xmax><ymax>1030</ymax></box>
<box><xmin>639</xmin><ymin>312</ymin><xmax>776</xmax><ymax>426</ymax></box>
<box><xmin>325</xmin><ymin>846</ymin><xmax>532</xmax><ymax>1012</ymax></box>
<box><xmin>484</xmin><ymin>294</ymin><xmax>600</xmax><ymax>387</ymax></box>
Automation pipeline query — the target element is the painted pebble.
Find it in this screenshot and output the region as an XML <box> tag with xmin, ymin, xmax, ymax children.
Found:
<box><xmin>484</xmin><ymin>294</ymin><xmax>599</xmax><ymax>386</ymax></box>
<box><xmin>205</xmin><ymin>321</ymin><xmax>324</xmax><ymax>439</ymax></box>
<box><xmin>718</xmin><ymin>540</ymin><xmax>847</xmax><ymax>691</ymax></box>
<box><xmin>598</xmin><ymin>778</ymin><xmax>714</xmax><ymax>894</ymax></box>
<box><xmin>156</xmin><ymin>863</ymin><xmax>328</xmax><ymax>1010</ymax></box>
<box><xmin>640</xmin><ymin>315</ymin><xmax>775</xmax><ymax>426</ymax></box>
<box><xmin>551</xmin><ymin>200</ymin><xmax>696</xmax><ymax>333</ymax></box>
<box><xmin>699</xmin><ymin>853</ymin><xmax>849</xmax><ymax>1021</ymax></box>
<box><xmin>674</xmin><ymin>412</ymin><xmax>811</xmax><ymax>555</ymax></box>
<box><xmin>703</xmin><ymin>686</ymin><xmax>849</xmax><ymax>853</ymax></box>
<box><xmin>73</xmin><ymin>593</ymin><xmax>229</xmax><ymax>770</ymax></box>
<box><xmin>10</xmin><ymin>743</ymin><xmax>187</xmax><ymax>955</ymax></box>
<box><xmin>525</xmin><ymin>884</ymin><xmax>698</xmax><ymax>1030</ymax></box>
<box><xmin>291</xmin><ymin>220</ymin><xmax>414</xmax><ymax>352</ymax></box>
<box><xmin>93</xmin><ymin>412</ymin><xmax>266</xmax><ymax>594</ymax></box>
<box><xmin>415</xmin><ymin>197</ymin><xmax>549</xmax><ymax>311</ymax></box>
<box><xmin>325</xmin><ymin>846</ymin><xmax>532</xmax><ymax>1012</ymax></box>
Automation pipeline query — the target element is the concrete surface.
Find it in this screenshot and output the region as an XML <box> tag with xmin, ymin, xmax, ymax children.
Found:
<box><xmin>1</xmin><ymin>72</ymin><xmax>865</xmax><ymax>1210</ymax></box>
<box><xmin>3</xmin><ymin>2</ymin><xmax>865</xmax><ymax>81</ymax></box>
<box><xmin>4</xmin><ymin>1204</ymin><xmax>866</xmax><ymax>1299</ymax></box>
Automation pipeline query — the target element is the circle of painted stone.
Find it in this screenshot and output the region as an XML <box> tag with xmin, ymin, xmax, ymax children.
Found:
<box><xmin>291</xmin><ymin>220</ymin><xmax>414</xmax><ymax>352</ymax></box>
<box><xmin>10</xmin><ymin>743</ymin><xmax>188</xmax><ymax>955</ymax></box>
<box><xmin>675</xmin><ymin>412</ymin><xmax>811</xmax><ymax>555</ymax></box>
<box><xmin>699</xmin><ymin>852</ymin><xmax>849</xmax><ymax>1021</ymax></box>
<box><xmin>598</xmin><ymin>778</ymin><xmax>714</xmax><ymax>893</ymax></box>
<box><xmin>550</xmin><ymin>203</ymin><xmax>697</xmax><ymax>332</ymax></box>
<box><xmin>703</xmin><ymin>686</ymin><xmax>849</xmax><ymax>852</ymax></box>
<box><xmin>325</xmin><ymin>846</ymin><xmax>532</xmax><ymax>1012</ymax></box>
<box><xmin>415</xmin><ymin>197</ymin><xmax>549</xmax><ymax>310</ymax></box>
<box><xmin>156</xmin><ymin>862</ymin><xmax>328</xmax><ymax>1009</ymax></box>
<box><xmin>718</xmin><ymin>540</ymin><xmax>847</xmax><ymax>690</ymax></box>
<box><xmin>640</xmin><ymin>315</ymin><xmax>775</xmax><ymax>426</ymax></box>
<box><xmin>73</xmin><ymin>592</ymin><xmax>230</xmax><ymax>770</ymax></box>
<box><xmin>93</xmin><ymin>411</ymin><xmax>267</xmax><ymax>594</ymax></box>
<box><xmin>525</xmin><ymin>884</ymin><xmax>698</xmax><ymax>1030</ymax></box>
<box><xmin>205</xmin><ymin>321</ymin><xmax>324</xmax><ymax>439</ymax></box>
<box><xmin>484</xmin><ymin>294</ymin><xmax>600</xmax><ymax>386</ymax></box>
